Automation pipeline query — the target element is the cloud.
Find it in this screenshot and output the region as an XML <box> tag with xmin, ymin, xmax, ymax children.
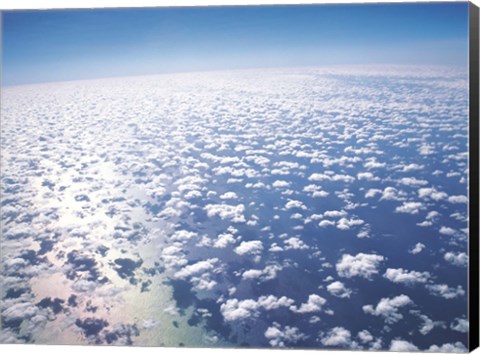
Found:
<box><xmin>204</xmin><ymin>204</ymin><xmax>246</xmax><ymax>223</ymax></box>
<box><xmin>357</xmin><ymin>330</ymin><xmax>373</xmax><ymax>343</ymax></box>
<box><xmin>291</xmin><ymin>294</ymin><xmax>327</xmax><ymax>313</ymax></box>
<box><xmin>363</xmin><ymin>295</ymin><xmax>413</xmax><ymax>324</ymax></box>
<box><xmin>400</xmin><ymin>163</ymin><xmax>424</xmax><ymax>172</ymax></box>
<box><xmin>272</xmin><ymin>180</ymin><xmax>290</xmax><ymax>188</ymax></box>
<box><xmin>219</xmin><ymin>192</ymin><xmax>238</xmax><ymax>200</ymax></box>
<box><xmin>320</xmin><ymin>327</ymin><xmax>352</xmax><ymax>347</ymax></box>
<box><xmin>399</xmin><ymin>177</ymin><xmax>428</xmax><ymax>186</ymax></box>
<box><xmin>364</xmin><ymin>158</ymin><xmax>386</xmax><ymax>169</ymax></box>
<box><xmin>308</xmin><ymin>173</ymin><xmax>354</xmax><ymax>183</ymax></box>
<box><xmin>426</xmin><ymin>284</ymin><xmax>465</xmax><ymax>299</ymax></box>
<box><xmin>174</xmin><ymin>258</ymin><xmax>218</xmax><ymax>279</ymax></box>
<box><xmin>357</xmin><ymin>172</ymin><xmax>379</xmax><ymax>181</ymax></box>
<box><xmin>395</xmin><ymin>202</ymin><xmax>423</xmax><ymax>214</ymax></box>
<box><xmin>220</xmin><ymin>295</ymin><xmax>295</xmax><ymax>321</ymax></box>
<box><xmin>336</xmin><ymin>253</ymin><xmax>384</xmax><ymax>279</ymax></box>
<box><xmin>447</xmin><ymin>195</ymin><xmax>468</xmax><ymax>204</ymax></box>
<box><xmin>264</xmin><ymin>323</ymin><xmax>307</xmax><ymax>347</ymax></box>
<box><xmin>365</xmin><ymin>188</ymin><xmax>382</xmax><ymax>198</ymax></box>
<box><xmin>303</xmin><ymin>184</ymin><xmax>329</xmax><ymax>198</ymax></box>
<box><xmin>439</xmin><ymin>226</ymin><xmax>456</xmax><ymax>236</ymax></box>
<box><xmin>409</xmin><ymin>243</ymin><xmax>425</xmax><ymax>255</ymax></box>
<box><xmin>220</xmin><ymin>298</ymin><xmax>260</xmax><ymax>321</ymax></box>
<box><xmin>326</xmin><ymin>281</ymin><xmax>352</xmax><ymax>298</ymax></box>
<box><xmin>336</xmin><ymin>217</ymin><xmax>364</xmax><ymax>230</ymax></box>
<box><xmin>426</xmin><ymin>211</ymin><xmax>440</xmax><ymax>220</ymax></box>
<box><xmin>412</xmin><ymin>312</ymin><xmax>444</xmax><ymax>335</ymax></box>
<box><xmin>418</xmin><ymin>188</ymin><xmax>448</xmax><ymax>200</ymax></box>
<box><xmin>213</xmin><ymin>233</ymin><xmax>237</xmax><ymax>248</ymax></box>
<box><xmin>380</xmin><ymin>187</ymin><xmax>402</xmax><ymax>201</ymax></box>
<box><xmin>319</xmin><ymin>220</ymin><xmax>336</xmax><ymax>228</ymax></box>
<box><xmin>419</xmin><ymin>144</ymin><xmax>435</xmax><ymax>155</ymax></box>
<box><xmin>389</xmin><ymin>339</ymin><xmax>419</xmax><ymax>351</ymax></box>
<box><xmin>427</xmin><ymin>342</ymin><xmax>468</xmax><ymax>352</ymax></box>
<box><xmin>322</xmin><ymin>211</ymin><xmax>346</xmax><ymax>220</ymax></box>
<box><xmin>450</xmin><ymin>318</ymin><xmax>469</xmax><ymax>333</ymax></box>
<box><xmin>170</xmin><ymin>230</ymin><xmax>198</xmax><ymax>242</ymax></box>
<box><xmin>242</xmin><ymin>264</ymin><xmax>283</xmax><ymax>282</ymax></box>
<box><xmin>234</xmin><ymin>240</ymin><xmax>264</xmax><ymax>256</ymax></box>
<box><xmin>383</xmin><ymin>268</ymin><xmax>430</xmax><ymax>285</ymax></box>
<box><xmin>444</xmin><ymin>252</ymin><xmax>468</xmax><ymax>267</ymax></box>
<box><xmin>283</xmin><ymin>237</ymin><xmax>309</xmax><ymax>250</ymax></box>
<box><xmin>285</xmin><ymin>200</ymin><xmax>307</xmax><ymax>210</ymax></box>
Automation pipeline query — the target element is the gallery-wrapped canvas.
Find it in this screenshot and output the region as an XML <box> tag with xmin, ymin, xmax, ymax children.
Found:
<box><xmin>0</xmin><ymin>1</ymin><xmax>479</xmax><ymax>352</ymax></box>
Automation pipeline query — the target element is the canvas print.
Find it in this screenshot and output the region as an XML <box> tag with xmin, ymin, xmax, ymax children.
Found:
<box><xmin>0</xmin><ymin>2</ymin><xmax>478</xmax><ymax>351</ymax></box>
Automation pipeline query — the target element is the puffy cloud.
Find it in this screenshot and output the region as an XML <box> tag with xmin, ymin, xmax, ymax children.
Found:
<box><xmin>174</xmin><ymin>258</ymin><xmax>218</xmax><ymax>279</ymax></box>
<box><xmin>220</xmin><ymin>295</ymin><xmax>295</xmax><ymax>321</ymax></box>
<box><xmin>220</xmin><ymin>298</ymin><xmax>260</xmax><ymax>321</ymax></box>
<box><xmin>204</xmin><ymin>204</ymin><xmax>246</xmax><ymax>223</ymax></box>
<box><xmin>380</xmin><ymin>187</ymin><xmax>402</xmax><ymax>201</ymax></box>
<box><xmin>326</xmin><ymin>281</ymin><xmax>352</xmax><ymax>298</ymax></box>
<box><xmin>419</xmin><ymin>144</ymin><xmax>435</xmax><ymax>155</ymax></box>
<box><xmin>308</xmin><ymin>173</ymin><xmax>354</xmax><ymax>183</ymax></box>
<box><xmin>258</xmin><ymin>295</ymin><xmax>296</xmax><ymax>310</ymax></box>
<box><xmin>219</xmin><ymin>192</ymin><xmax>238</xmax><ymax>200</ymax></box>
<box><xmin>268</xmin><ymin>243</ymin><xmax>284</xmax><ymax>252</ymax></box>
<box><xmin>409</xmin><ymin>243</ymin><xmax>425</xmax><ymax>255</ymax></box>
<box><xmin>213</xmin><ymin>232</ymin><xmax>237</xmax><ymax>248</ymax></box>
<box><xmin>444</xmin><ymin>252</ymin><xmax>468</xmax><ymax>267</ymax></box>
<box><xmin>285</xmin><ymin>200</ymin><xmax>307</xmax><ymax>210</ymax></box>
<box><xmin>283</xmin><ymin>237</ymin><xmax>309</xmax><ymax>250</ymax></box>
<box><xmin>439</xmin><ymin>226</ymin><xmax>456</xmax><ymax>236</ymax></box>
<box><xmin>389</xmin><ymin>339</ymin><xmax>419</xmax><ymax>351</ymax></box>
<box><xmin>323</xmin><ymin>210</ymin><xmax>347</xmax><ymax>218</ymax></box>
<box><xmin>395</xmin><ymin>202</ymin><xmax>423</xmax><ymax>214</ymax></box>
<box><xmin>242</xmin><ymin>264</ymin><xmax>283</xmax><ymax>282</ymax></box>
<box><xmin>264</xmin><ymin>323</ymin><xmax>307</xmax><ymax>347</ymax></box>
<box><xmin>2</xmin><ymin>302</ymin><xmax>39</xmax><ymax>322</ymax></box>
<box><xmin>447</xmin><ymin>195</ymin><xmax>468</xmax><ymax>204</ymax></box>
<box><xmin>336</xmin><ymin>217</ymin><xmax>364</xmax><ymax>230</ymax></box>
<box><xmin>272</xmin><ymin>180</ymin><xmax>290</xmax><ymax>188</ymax></box>
<box><xmin>399</xmin><ymin>177</ymin><xmax>428</xmax><ymax>186</ymax></box>
<box><xmin>450</xmin><ymin>318</ymin><xmax>469</xmax><ymax>333</ymax></box>
<box><xmin>426</xmin><ymin>211</ymin><xmax>440</xmax><ymax>220</ymax></box>
<box><xmin>357</xmin><ymin>330</ymin><xmax>373</xmax><ymax>343</ymax></box>
<box><xmin>234</xmin><ymin>240</ymin><xmax>264</xmax><ymax>256</ymax></box>
<box><xmin>319</xmin><ymin>220</ymin><xmax>336</xmax><ymax>228</ymax></box>
<box><xmin>383</xmin><ymin>268</ymin><xmax>430</xmax><ymax>284</ymax></box>
<box><xmin>357</xmin><ymin>172</ymin><xmax>379</xmax><ymax>181</ymax></box>
<box><xmin>418</xmin><ymin>188</ymin><xmax>448</xmax><ymax>200</ymax></box>
<box><xmin>336</xmin><ymin>253</ymin><xmax>384</xmax><ymax>279</ymax></box>
<box><xmin>291</xmin><ymin>294</ymin><xmax>326</xmax><ymax>313</ymax></box>
<box><xmin>426</xmin><ymin>284</ymin><xmax>465</xmax><ymax>299</ymax></box>
<box><xmin>357</xmin><ymin>229</ymin><xmax>370</xmax><ymax>238</ymax></box>
<box><xmin>364</xmin><ymin>158</ymin><xmax>386</xmax><ymax>169</ymax></box>
<box><xmin>365</xmin><ymin>188</ymin><xmax>382</xmax><ymax>198</ymax></box>
<box><xmin>363</xmin><ymin>295</ymin><xmax>413</xmax><ymax>324</ymax></box>
<box><xmin>400</xmin><ymin>163</ymin><xmax>424</xmax><ymax>172</ymax></box>
<box><xmin>414</xmin><ymin>313</ymin><xmax>444</xmax><ymax>335</ymax></box>
<box><xmin>427</xmin><ymin>342</ymin><xmax>468</xmax><ymax>352</ymax></box>
<box><xmin>320</xmin><ymin>327</ymin><xmax>352</xmax><ymax>347</ymax></box>
<box><xmin>170</xmin><ymin>230</ymin><xmax>198</xmax><ymax>242</ymax></box>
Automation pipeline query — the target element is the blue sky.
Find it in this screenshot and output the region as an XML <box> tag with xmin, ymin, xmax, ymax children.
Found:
<box><xmin>2</xmin><ymin>2</ymin><xmax>469</xmax><ymax>86</ymax></box>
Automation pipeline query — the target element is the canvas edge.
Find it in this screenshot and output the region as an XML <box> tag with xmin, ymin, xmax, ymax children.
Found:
<box><xmin>469</xmin><ymin>1</ymin><xmax>480</xmax><ymax>352</ymax></box>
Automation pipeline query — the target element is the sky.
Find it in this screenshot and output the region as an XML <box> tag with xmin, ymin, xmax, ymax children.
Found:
<box><xmin>1</xmin><ymin>2</ymin><xmax>470</xmax><ymax>86</ymax></box>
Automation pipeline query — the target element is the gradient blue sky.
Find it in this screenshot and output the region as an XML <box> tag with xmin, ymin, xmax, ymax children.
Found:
<box><xmin>2</xmin><ymin>2</ymin><xmax>469</xmax><ymax>86</ymax></box>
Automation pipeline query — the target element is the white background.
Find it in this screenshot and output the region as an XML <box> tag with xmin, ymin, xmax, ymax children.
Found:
<box><xmin>0</xmin><ymin>1</ymin><xmax>479</xmax><ymax>354</ymax></box>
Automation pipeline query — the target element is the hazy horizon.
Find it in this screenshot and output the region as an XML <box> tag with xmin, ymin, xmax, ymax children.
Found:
<box><xmin>2</xmin><ymin>2</ymin><xmax>469</xmax><ymax>86</ymax></box>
